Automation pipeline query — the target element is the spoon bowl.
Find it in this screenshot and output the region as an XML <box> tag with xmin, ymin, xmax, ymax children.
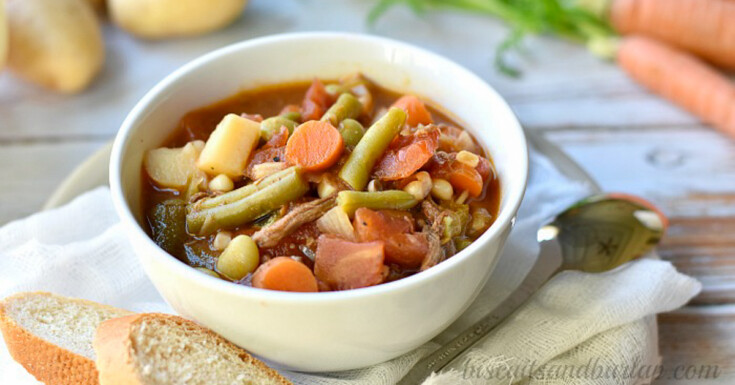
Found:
<box><xmin>540</xmin><ymin>193</ymin><xmax>667</xmax><ymax>273</ymax></box>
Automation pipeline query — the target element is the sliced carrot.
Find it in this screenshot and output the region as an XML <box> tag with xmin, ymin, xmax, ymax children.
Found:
<box><xmin>429</xmin><ymin>152</ymin><xmax>485</xmax><ymax>198</ymax></box>
<box><xmin>392</xmin><ymin>95</ymin><xmax>433</xmax><ymax>127</ymax></box>
<box><xmin>301</xmin><ymin>78</ymin><xmax>332</xmax><ymax>121</ymax></box>
<box><xmin>353</xmin><ymin>208</ymin><xmax>428</xmax><ymax>268</ymax></box>
<box><xmin>611</xmin><ymin>0</ymin><xmax>735</xmax><ymax>71</ymax></box>
<box><xmin>286</xmin><ymin>121</ymin><xmax>344</xmax><ymax>172</ymax></box>
<box><xmin>373</xmin><ymin>127</ymin><xmax>439</xmax><ymax>181</ymax></box>
<box><xmin>251</xmin><ymin>257</ymin><xmax>318</xmax><ymax>292</ymax></box>
<box><xmin>448</xmin><ymin>164</ymin><xmax>484</xmax><ymax>198</ymax></box>
<box><xmin>314</xmin><ymin>235</ymin><xmax>385</xmax><ymax>290</ymax></box>
<box><xmin>617</xmin><ymin>36</ymin><xmax>735</xmax><ymax>138</ymax></box>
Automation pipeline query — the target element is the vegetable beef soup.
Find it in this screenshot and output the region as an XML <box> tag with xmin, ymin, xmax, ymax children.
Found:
<box><xmin>142</xmin><ymin>74</ymin><xmax>500</xmax><ymax>292</ymax></box>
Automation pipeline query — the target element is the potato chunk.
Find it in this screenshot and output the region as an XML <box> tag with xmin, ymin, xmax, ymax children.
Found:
<box><xmin>144</xmin><ymin>141</ymin><xmax>205</xmax><ymax>189</ymax></box>
<box><xmin>197</xmin><ymin>114</ymin><xmax>260</xmax><ymax>178</ymax></box>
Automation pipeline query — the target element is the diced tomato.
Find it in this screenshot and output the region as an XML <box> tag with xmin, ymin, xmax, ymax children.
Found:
<box><xmin>245</xmin><ymin>127</ymin><xmax>288</xmax><ymax>179</ymax></box>
<box><xmin>383</xmin><ymin>233</ymin><xmax>429</xmax><ymax>268</ymax></box>
<box><xmin>249</xmin><ymin>147</ymin><xmax>285</xmax><ymax>166</ymax></box>
<box><xmin>428</xmin><ymin>152</ymin><xmax>485</xmax><ymax>198</ymax></box>
<box><xmin>392</xmin><ymin>95</ymin><xmax>433</xmax><ymax>127</ymax></box>
<box><xmin>373</xmin><ymin>127</ymin><xmax>439</xmax><ymax>181</ymax></box>
<box><xmin>301</xmin><ymin>78</ymin><xmax>332</xmax><ymax>121</ymax></box>
<box><xmin>354</xmin><ymin>208</ymin><xmax>413</xmax><ymax>235</ymax></box>
<box><xmin>353</xmin><ymin>208</ymin><xmax>428</xmax><ymax>268</ymax></box>
<box><xmin>314</xmin><ymin>235</ymin><xmax>385</xmax><ymax>290</ymax></box>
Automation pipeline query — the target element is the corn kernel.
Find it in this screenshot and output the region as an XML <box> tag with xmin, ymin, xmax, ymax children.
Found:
<box><xmin>456</xmin><ymin>150</ymin><xmax>480</xmax><ymax>168</ymax></box>
<box><xmin>209</xmin><ymin>174</ymin><xmax>234</xmax><ymax>193</ymax></box>
<box><xmin>404</xmin><ymin>174</ymin><xmax>432</xmax><ymax>201</ymax></box>
<box><xmin>431</xmin><ymin>178</ymin><xmax>454</xmax><ymax>201</ymax></box>
<box><xmin>212</xmin><ymin>231</ymin><xmax>233</xmax><ymax>251</ymax></box>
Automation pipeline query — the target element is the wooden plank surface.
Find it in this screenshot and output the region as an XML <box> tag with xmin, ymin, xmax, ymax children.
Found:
<box><xmin>657</xmin><ymin>307</ymin><xmax>735</xmax><ymax>385</ymax></box>
<box><xmin>0</xmin><ymin>0</ymin><xmax>733</xmax><ymax>383</ymax></box>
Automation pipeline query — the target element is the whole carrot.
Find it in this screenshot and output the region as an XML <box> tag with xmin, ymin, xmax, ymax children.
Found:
<box><xmin>611</xmin><ymin>0</ymin><xmax>735</xmax><ymax>70</ymax></box>
<box><xmin>617</xmin><ymin>36</ymin><xmax>735</xmax><ymax>137</ymax></box>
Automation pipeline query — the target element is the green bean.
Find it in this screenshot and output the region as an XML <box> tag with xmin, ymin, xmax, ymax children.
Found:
<box><xmin>195</xmin><ymin>167</ymin><xmax>295</xmax><ymax>210</ymax></box>
<box><xmin>280</xmin><ymin>111</ymin><xmax>302</xmax><ymax>122</ymax></box>
<box><xmin>150</xmin><ymin>199</ymin><xmax>188</xmax><ymax>256</ymax></box>
<box><xmin>187</xmin><ymin>167</ymin><xmax>309</xmax><ymax>234</ymax></box>
<box><xmin>260</xmin><ymin>116</ymin><xmax>298</xmax><ymax>140</ymax></box>
<box><xmin>337</xmin><ymin>190</ymin><xmax>418</xmax><ymax>216</ymax></box>
<box><xmin>338</xmin><ymin>107</ymin><xmax>406</xmax><ymax>190</ymax></box>
<box><xmin>339</xmin><ymin>119</ymin><xmax>365</xmax><ymax>148</ymax></box>
<box><xmin>321</xmin><ymin>93</ymin><xmax>362</xmax><ymax>126</ymax></box>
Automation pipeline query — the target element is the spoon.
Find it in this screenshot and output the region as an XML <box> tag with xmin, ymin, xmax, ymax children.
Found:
<box><xmin>396</xmin><ymin>193</ymin><xmax>667</xmax><ymax>385</ymax></box>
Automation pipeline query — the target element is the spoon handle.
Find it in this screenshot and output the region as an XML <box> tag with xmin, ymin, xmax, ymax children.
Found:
<box><xmin>396</xmin><ymin>239</ymin><xmax>564</xmax><ymax>385</ymax></box>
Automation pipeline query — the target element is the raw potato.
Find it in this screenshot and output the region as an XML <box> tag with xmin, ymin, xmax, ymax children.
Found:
<box><xmin>144</xmin><ymin>141</ymin><xmax>206</xmax><ymax>189</ymax></box>
<box><xmin>0</xmin><ymin>0</ymin><xmax>7</xmax><ymax>71</ymax></box>
<box><xmin>109</xmin><ymin>0</ymin><xmax>247</xmax><ymax>39</ymax></box>
<box><xmin>6</xmin><ymin>0</ymin><xmax>104</xmax><ymax>93</ymax></box>
<box><xmin>197</xmin><ymin>114</ymin><xmax>260</xmax><ymax>178</ymax></box>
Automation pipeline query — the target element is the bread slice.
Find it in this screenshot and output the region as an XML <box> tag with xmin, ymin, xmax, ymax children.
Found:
<box><xmin>0</xmin><ymin>292</ymin><xmax>133</xmax><ymax>385</ymax></box>
<box><xmin>94</xmin><ymin>313</ymin><xmax>293</xmax><ymax>385</ymax></box>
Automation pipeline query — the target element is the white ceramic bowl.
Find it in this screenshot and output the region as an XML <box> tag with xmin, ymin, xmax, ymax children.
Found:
<box><xmin>110</xmin><ymin>32</ymin><xmax>528</xmax><ymax>372</ymax></box>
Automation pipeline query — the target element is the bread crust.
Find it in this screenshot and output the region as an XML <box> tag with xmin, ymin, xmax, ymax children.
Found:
<box><xmin>94</xmin><ymin>313</ymin><xmax>293</xmax><ymax>385</ymax></box>
<box><xmin>0</xmin><ymin>292</ymin><xmax>102</xmax><ymax>385</ymax></box>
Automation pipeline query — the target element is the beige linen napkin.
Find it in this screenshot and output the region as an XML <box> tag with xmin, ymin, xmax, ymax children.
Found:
<box><xmin>0</xmin><ymin>150</ymin><xmax>700</xmax><ymax>385</ymax></box>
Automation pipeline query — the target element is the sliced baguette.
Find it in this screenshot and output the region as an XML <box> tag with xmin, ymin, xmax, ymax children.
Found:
<box><xmin>94</xmin><ymin>313</ymin><xmax>292</xmax><ymax>385</ymax></box>
<box><xmin>0</xmin><ymin>292</ymin><xmax>133</xmax><ymax>385</ymax></box>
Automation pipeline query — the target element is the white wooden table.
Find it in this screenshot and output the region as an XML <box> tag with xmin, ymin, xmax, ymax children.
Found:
<box><xmin>1</xmin><ymin>1</ymin><xmax>732</xmax><ymax>383</ymax></box>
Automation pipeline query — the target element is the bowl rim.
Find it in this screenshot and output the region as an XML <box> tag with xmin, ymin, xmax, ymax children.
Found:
<box><xmin>110</xmin><ymin>31</ymin><xmax>529</xmax><ymax>303</ymax></box>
